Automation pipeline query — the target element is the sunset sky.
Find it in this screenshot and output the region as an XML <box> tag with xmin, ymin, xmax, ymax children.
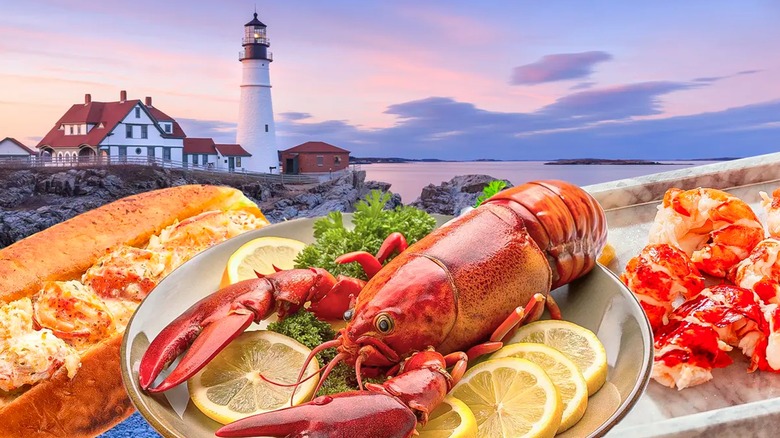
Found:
<box><xmin>1</xmin><ymin>0</ymin><xmax>779</xmax><ymax>160</ymax></box>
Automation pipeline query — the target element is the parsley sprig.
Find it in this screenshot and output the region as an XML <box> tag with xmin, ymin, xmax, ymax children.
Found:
<box><xmin>295</xmin><ymin>190</ymin><xmax>437</xmax><ymax>280</ymax></box>
<box><xmin>474</xmin><ymin>180</ymin><xmax>508</xmax><ymax>208</ymax></box>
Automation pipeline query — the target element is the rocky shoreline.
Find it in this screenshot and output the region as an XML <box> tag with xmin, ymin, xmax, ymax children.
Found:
<box><xmin>0</xmin><ymin>166</ymin><xmax>502</xmax><ymax>248</ymax></box>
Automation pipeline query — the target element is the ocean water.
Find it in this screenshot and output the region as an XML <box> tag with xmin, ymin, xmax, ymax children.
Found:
<box><xmin>359</xmin><ymin>161</ymin><xmax>720</xmax><ymax>203</ymax></box>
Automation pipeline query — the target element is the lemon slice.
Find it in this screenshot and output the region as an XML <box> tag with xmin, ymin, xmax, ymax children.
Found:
<box><xmin>451</xmin><ymin>357</ymin><xmax>562</xmax><ymax>438</ymax></box>
<box><xmin>491</xmin><ymin>343</ymin><xmax>588</xmax><ymax>433</ymax></box>
<box><xmin>416</xmin><ymin>395</ymin><xmax>478</xmax><ymax>438</ymax></box>
<box><xmin>187</xmin><ymin>330</ymin><xmax>319</xmax><ymax>424</ymax></box>
<box><xmin>224</xmin><ymin>237</ymin><xmax>307</xmax><ymax>284</ymax></box>
<box><xmin>597</xmin><ymin>243</ymin><xmax>616</xmax><ymax>265</ymax></box>
<box><xmin>508</xmin><ymin>320</ymin><xmax>608</xmax><ymax>396</ymax></box>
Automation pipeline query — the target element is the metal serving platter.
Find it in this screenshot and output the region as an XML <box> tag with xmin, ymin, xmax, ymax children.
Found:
<box><xmin>121</xmin><ymin>213</ymin><xmax>653</xmax><ymax>438</ymax></box>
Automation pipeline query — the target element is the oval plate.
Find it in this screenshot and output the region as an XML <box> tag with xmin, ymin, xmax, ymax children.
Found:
<box><xmin>121</xmin><ymin>214</ymin><xmax>653</xmax><ymax>438</ymax></box>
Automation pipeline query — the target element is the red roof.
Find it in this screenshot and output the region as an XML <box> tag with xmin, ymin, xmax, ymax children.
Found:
<box><xmin>282</xmin><ymin>141</ymin><xmax>350</xmax><ymax>154</ymax></box>
<box><xmin>37</xmin><ymin>98</ymin><xmax>186</xmax><ymax>149</ymax></box>
<box><xmin>147</xmin><ymin>107</ymin><xmax>186</xmax><ymax>138</ymax></box>
<box><xmin>183</xmin><ymin>138</ymin><xmax>217</xmax><ymax>155</ymax></box>
<box><xmin>38</xmin><ymin>100</ymin><xmax>138</xmax><ymax>149</ymax></box>
<box><xmin>1</xmin><ymin>137</ymin><xmax>35</xmax><ymax>154</ymax></box>
<box><xmin>215</xmin><ymin>144</ymin><xmax>251</xmax><ymax>157</ymax></box>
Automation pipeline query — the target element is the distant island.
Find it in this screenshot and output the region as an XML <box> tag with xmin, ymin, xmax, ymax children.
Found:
<box><xmin>544</xmin><ymin>158</ymin><xmax>664</xmax><ymax>165</ymax></box>
<box><xmin>349</xmin><ymin>157</ymin><xmax>738</xmax><ymax>165</ymax></box>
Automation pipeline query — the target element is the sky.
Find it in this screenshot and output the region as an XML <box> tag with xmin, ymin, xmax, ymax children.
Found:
<box><xmin>1</xmin><ymin>0</ymin><xmax>779</xmax><ymax>160</ymax></box>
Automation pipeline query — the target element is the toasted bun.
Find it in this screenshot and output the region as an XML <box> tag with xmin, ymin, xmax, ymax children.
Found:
<box><xmin>0</xmin><ymin>335</ymin><xmax>130</xmax><ymax>437</ymax></box>
<box><xmin>0</xmin><ymin>185</ymin><xmax>267</xmax><ymax>437</ymax></box>
<box><xmin>0</xmin><ymin>184</ymin><xmax>263</xmax><ymax>304</ymax></box>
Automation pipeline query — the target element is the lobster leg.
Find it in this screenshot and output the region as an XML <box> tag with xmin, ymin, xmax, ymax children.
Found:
<box><xmin>465</xmin><ymin>293</ymin><xmax>547</xmax><ymax>360</ymax></box>
<box><xmin>335</xmin><ymin>232</ymin><xmax>409</xmax><ymax>279</ymax></box>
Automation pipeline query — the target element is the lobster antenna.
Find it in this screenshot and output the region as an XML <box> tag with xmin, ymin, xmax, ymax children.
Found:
<box><xmin>355</xmin><ymin>354</ymin><xmax>366</xmax><ymax>391</ymax></box>
<box><xmin>305</xmin><ymin>352</ymin><xmax>348</xmax><ymax>404</ymax></box>
<box><xmin>290</xmin><ymin>339</ymin><xmax>342</xmax><ymax>401</ymax></box>
<box><xmin>258</xmin><ymin>368</ymin><xmax>322</xmax><ymax>387</ymax></box>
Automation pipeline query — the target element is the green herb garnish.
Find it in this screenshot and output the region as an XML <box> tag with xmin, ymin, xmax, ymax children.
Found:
<box><xmin>294</xmin><ymin>190</ymin><xmax>437</xmax><ymax>280</ymax></box>
<box><xmin>474</xmin><ymin>180</ymin><xmax>508</xmax><ymax>208</ymax></box>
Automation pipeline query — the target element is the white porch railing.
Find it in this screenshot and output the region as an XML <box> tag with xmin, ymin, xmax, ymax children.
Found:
<box><xmin>0</xmin><ymin>156</ymin><xmax>321</xmax><ymax>185</ymax></box>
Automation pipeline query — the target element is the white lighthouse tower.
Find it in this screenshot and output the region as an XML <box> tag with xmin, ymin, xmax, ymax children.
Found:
<box><xmin>236</xmin><ymin>12</ymin><xmax>278</xmax><ymax>173</ymax></box>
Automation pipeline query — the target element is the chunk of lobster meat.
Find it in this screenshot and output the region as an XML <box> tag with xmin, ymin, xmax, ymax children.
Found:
<box><xmin>749</xmin><ymin>304</ymin><xmax>780</xmax><ymax>372</ymax></box>
<box><xmin>652</xmin><ymin>319</ymin><xmax>733</xmax><ymax>390</ymax></box>
<box><xmin>760</xmin><ymin>189</ymin><xmax>780</xmax><ymax>238</ymax></box>
<box><xmin>82</xmin><ymin>245</ymin><xmax>169</xmax><ymax>302</ymax></box>
<box><xmin>146</xmin><ymin>210</ymin><xmax>269</xmax><ymax>271</ymax></box>
<box><xmin>652</xmin><ymin>285</ymin><xmax>768</xmax><ymax>389</ymax></box>
<box><xmin>621</xmin><ymin>244</ymin><xmax>705</xmax><ymax>332</ymax></box>
<box><xmin>673</xmin><ymin>285</ymin><xmax>766</xmax><ymax>352</ymax></box>
<box><xmin>649</xmin><ymin>187</ymin><xmax>764</xmax><ymax>277</ymax></box>
<box><xmin>0</xmin><ymin>298</ymin><xmax>81</xmax><ymax>392</ymax></box>
<box><xmin>32</xmin><ymin>280</ymin><xmax>116</xmax><ymax>351</ymax></box>
<box><xmin>730</xmin><ymin>238</ymin><xmax>780</xmax><ymax>304</ymax></box>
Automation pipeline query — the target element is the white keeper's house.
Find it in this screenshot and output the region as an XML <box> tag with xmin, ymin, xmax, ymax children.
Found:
<box><xmin>29</xmin><ymin>11</ymin><xmax>288</xmax><ymax>174</ymax></box>
<box><xmin>36</xmin><ymin>91</ymin><xmax>250</xmax><ymax>171</ymax></box>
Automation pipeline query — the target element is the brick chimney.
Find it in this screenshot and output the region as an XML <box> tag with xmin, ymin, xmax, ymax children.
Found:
<box><xmin>145</xmin><ymin>96</ymin><xmax>152</xmax><ymax>107</ymax></box>
<box><xmin>120</xmin><ymin>90</ymin><xmax>127</xmax><ymax>103</ymax></box>
<box><xmin>84</xmin><ymin>93</ymin><xmax>91</xmax><ymax>104</ymax></box>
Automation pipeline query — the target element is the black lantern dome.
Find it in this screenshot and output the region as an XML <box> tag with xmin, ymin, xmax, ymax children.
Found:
<box><xmin>240</xmin><ymin>13</ymin><xmax>272</xmax><ymax>61</ymax></box>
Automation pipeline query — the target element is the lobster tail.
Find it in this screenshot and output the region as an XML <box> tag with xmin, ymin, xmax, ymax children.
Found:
<box><xmin>486</xmin><ymin>180</ymin><xmax>607</xmax><ymax>289</ymax></box>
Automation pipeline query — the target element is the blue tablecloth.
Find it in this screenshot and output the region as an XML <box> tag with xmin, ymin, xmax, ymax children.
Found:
<box><xmin>98</xmin><ymin>412</ymin><xmax>160</xmax><ymax>438</ymax></box>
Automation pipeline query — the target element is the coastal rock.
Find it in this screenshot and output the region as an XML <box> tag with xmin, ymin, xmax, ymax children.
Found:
<box><xmin>0</xmin><ymin>164</ymin><xmax>466</xmax><ymax>248</ymax></box>
<box><xmin>0</xmin><ymin>165</ymin><xmax>407</xmax><ymax>247</ymax></box>
<box><xmin>262</xmin><ymin>171</ymin><xmax>400</xmax><ymax>222</ymax></box>
<box><xmin>410</xmin><ymin>174</ymin><xmax>513</xmax><ymax>215</ymax></box>
<box><xmin>0</xmin><ymin>166</ymin><xmax>293</xmax><ymax>248</ymax></box>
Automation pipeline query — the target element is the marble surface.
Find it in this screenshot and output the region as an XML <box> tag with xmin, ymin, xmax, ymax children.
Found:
<box><xmin>585</xmin><ymin>152</ymin><xmax>780</xmax><ymax>437</ymax></box>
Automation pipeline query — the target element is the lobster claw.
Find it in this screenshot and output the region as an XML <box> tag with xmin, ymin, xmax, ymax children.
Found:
<box><xmin>215</xmin><ymin>392</ymin><xmax>417</xmax><ymax>438</ymax></box>
<box><xmin>138</xmin><ymin>269</ymin><xmax>340</xmax><ymax>393</ymax></box>
<box><xmin>216</xmin><ymin>349</ymin><xmax>463</xmax><ymax>438</ymax></box>
<box><xmin>308</xmin><ymin>276</ymin><xmax>365</xmax><ymax>321</ymax></box>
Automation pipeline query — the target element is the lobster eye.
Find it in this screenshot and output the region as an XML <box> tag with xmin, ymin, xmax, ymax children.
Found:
<box><xmin>374</xmin><ymin>313</ymin><xmax>394</xmax><ymax>334</ymax></box>
<box><xmin>343</xmin><ymin>309</ymin><xmax>354</xmax><ymax>322</ymax></box>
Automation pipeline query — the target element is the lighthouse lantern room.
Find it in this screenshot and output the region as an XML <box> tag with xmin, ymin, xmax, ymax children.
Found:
<box><xmin>236</xmin><ymin>12</ymin><xmax>278</xmax><ymax>173</ymax></box>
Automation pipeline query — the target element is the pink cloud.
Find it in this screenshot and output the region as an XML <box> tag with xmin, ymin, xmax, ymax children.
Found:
<box><xmin>511</xmin><ymin>51</ymin><xmax>613</xmax><ymax>85</ymax></box>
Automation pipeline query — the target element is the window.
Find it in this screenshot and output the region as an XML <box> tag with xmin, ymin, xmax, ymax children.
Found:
<box><xmin>135</xmin><ymin>147</ymin><xmax>142</xmax><ymax>155</ymax></box>
<box><xmin>202</xmin><ymin>154</ymin><xmax>208</xmax><ymax>165</ymax></box>
<box><xmin>77</xmin><ymin>125</ymin><xmax>82</xmax><ymax>135</ymax></box>
<box><xmin>334</xmin><ymin>156</ymin><xmax>341</xmax><ymax>164</ymax></box>
<box><xmin>141</xmin><ymin>125</ymin><xmax>148</xmax><ymax>139</ymax></box>
<box><xmin>265</xmin><ymin>124</ymin><xmax>269</xmax><ymax>132</ymax></box>
<box><xmin>135</xmin><ymin>107</ymin><xmax>141</xmax><ymax>118</ymax></box>
<box><xmin>69</xmin><ymin>126</ymin><xmax>74</xmax><ymax>135</ymax></box>
<box><xmin>163</xmin><ymin>147</ymin><xmax>171</xmax><ymax>161</ymax></box>
<box><xmin>316</xmin><ymin>155</ymin><xmax>324</xmax><ymax>166</ymax></box>
<box><xmin>148</xmin><ymin>147</ymin><xmax>155</xmax><ymax>158</ymax></box>
<box><xmin>164</xmin><ymin>124</ymin><xmax>172</xmax><ymax>133</ymax></box>
<box><xmin>236</xmin><ymin>157</ymin><xmax>242</xmax><ymax>167</ymax></box>
<box><xmin>126</xmin><ymin>125</ymin><xmax>133</xmax><ymax>138</ymax></box>
<box><xmin>193</xmin><ymin>155</ymin><xmax>199</xmax><ymax>165</ymax></box>
<box><xmin>118</xmin><ymin>146</ymin><xmax>127</xmax><ymax>157</ymax></box>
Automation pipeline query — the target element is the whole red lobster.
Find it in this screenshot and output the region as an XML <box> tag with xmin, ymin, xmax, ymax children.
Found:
<box><xmin>138</xmin><ymin>180</ymin><xmax>607</xmax><ymax>437</ymax></box>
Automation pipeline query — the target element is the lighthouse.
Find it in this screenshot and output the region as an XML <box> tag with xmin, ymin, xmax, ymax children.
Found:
<box><xmin>236</xmin><ymin>12</ymin><xmax>278</xmax><ymax>173</ymax></box>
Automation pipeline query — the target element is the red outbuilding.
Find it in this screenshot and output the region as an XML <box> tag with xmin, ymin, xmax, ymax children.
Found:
<box><xmin>279</xmin><ymin>141</ymin><xmax>350</xmax><ymax>174</ymax></box>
